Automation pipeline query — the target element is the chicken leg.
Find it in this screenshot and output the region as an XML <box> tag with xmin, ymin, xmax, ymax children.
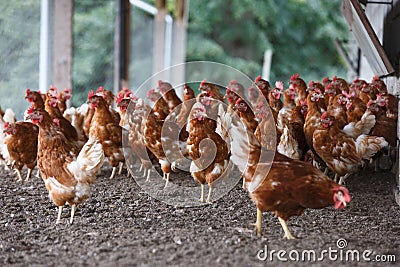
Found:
<box><xmin>25</xmin><ymin>169</ymin><xmax>32</xmax><ymax>182</ymax></box>
<box><xmin>252</xmin><ymin>208</ymin><xmax>263</xmax><ymax>236</ymax></box>
<box><xmin>278</xmin><ymin>217</ymin><xmax>296</xmax><ymax>239</ymax></box>
<box><xmin>199</xmin><ymin>184</ymin><xmax>205</xmax><ymax>202</ymax></box>
<box><xmin>206</xmin><ymin>184</ymin><xmax>213</xmax><ymax>203</ymax></box>
<box><xmin>70</xmin><ymin>204</ymin><xmax>76</xmax><ymax>224</ymax></box>
<box><xmin>138</xmin><ymin>163</ymin><xmax>143</xmax><ymax>173</ymax></box>
<box><xmin>15</xmin><ymin>169</ymin><xmax>23</xmax><ymax>183</ymax></box>
<box><xmin>338</xmin><ymin>173</ymin><xmax>350</xmax><ymax>185</ymax></box>
<box><xmin>110</xmin><ymin>167</ymin><xmax>117</xmax><ymax>179</ymax></box>
<box><xmin>164</xmin><ymin>173</ymin><xmax>170</xmax><ymax>188</ymax></box>
<box><xmin>333</xmin><ymin>173</ymin><xmax>339</xmax><ymax>183</ymax></box>
<box><xmin>145</xmin><ymin>169</ymin><xmax>151</xmax><ymax>182</ymax></box>
<box><xmin>118</xmin><ymin>162</ymin><xmax>124</xmax><ymax>175</ymax></box>
<box><xmin>56</xmin><ymin>206</ymin><xmax>63</xmax><ymax>224</ymax></box>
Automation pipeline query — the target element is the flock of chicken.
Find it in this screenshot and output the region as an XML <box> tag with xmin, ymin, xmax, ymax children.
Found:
<box><xmin>0</xmin><ymin>74</ymin><xmax>396</xmax><ymax>238</ymax></box>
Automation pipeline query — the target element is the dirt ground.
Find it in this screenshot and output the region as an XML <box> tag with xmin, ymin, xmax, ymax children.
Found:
<box><xmin>0</xmin><ymin>162</ymin><xmax>399</xmax><ymax>266</ymax></box>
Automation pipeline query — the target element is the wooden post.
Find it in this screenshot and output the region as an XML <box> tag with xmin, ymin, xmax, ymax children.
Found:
<box><xmin>171</xmin><ymin>0</ymin><xmax>188</xmax><ymax>96</ymax></box>
<box><xmin>153</xmin><ymin>0</ymin><xmax>167</xmax><ymax>84</ymax></box>
<box><xmin>53</xmin><ymin>0</ymin><xmax>73</xmax><ymax>90</ymax></box>
<box><xmin>114</xmin><ymin>0</ymin><xmax>131</xmax><ymax>96</ymax></box>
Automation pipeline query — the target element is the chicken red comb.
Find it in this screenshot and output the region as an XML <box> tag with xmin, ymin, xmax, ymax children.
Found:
<box><xmin>325</xmin><ymin>83</ymin><xmax>332</xmax><ymax>90</ymax></box>
<box><xmin>146</xmin><ymin>88</ymin><xmax>155</xmax><ymax>98</ymax></box>
<box><xmin>184</xmin><ymin>83</ymin><xmax>188</xmax><ymax>90</ymax></box>
<box><xmin>126</xmin><ymin>92</ymin><xmax>138</xmax><ymax>101</ymax></box>
<box><xmin>4</xmin><ymin>122</ymin><xmax>10</xmax><ymax>129</ymax></box>
<box><xmin>255</xmin><ymin>75</ymin><xmax>262</xmax><ymax>82</ymax></box>
<box><xmin>25</xmin><ymin>88</ymin><xmax>31</xmax><ymax>97</ymax></box>
<box><xmin>332</xmin><ymin>75</ymin><xmax>337</xmax><ymax>81</ymax></box>
<box><xmin>308</xmin><ymin>81</ymin><xmax>315</xmax><ymax>87</ymax></box>
<box><xmin>96</xmin><ymin>86</ymin><xmax>105</xmax><ymax>93</ymax></box>
<box><xmin>115</xmin><ymin>92</ymin><xmax>124</xmax><ymax>104</ymax></box>
<box><xmin>27</xmin><ymin>105</ymin><xmax>35</xmax><ymax>114</ymax></box>
<box><xmin>53</xmin><ymin>118</ymin><xmax>60</xmax><ymax>127</ymax></box>
<box><xmin>353</xmin><ymin>77</ymin><xmax>359</xmax><ymax>83</ymax></box>
<box><xmin>290</xmin><ymin>73</ymin><xmax>300</xmax><ymax>81</ymax></box>
<box><xmin>322</xmin><ymin>77</ymin><xmax>330</xmax><ymax>84</ymax></box>
<box><xmin>200</xmin><ymin>79</ymin><xmax>207</xmax><ymax>87</ymax></box>
<box><xmin>342</xmin><ymin>90</ymin><xmax>354</xmax><ymax>98</ymax></box>
<box><xmin>372</xmin><ymin>75</ymin><xmax>379</xmax><ymax>82</ymax></box>
<box><xmin>314</xmin><ymin>88</ymin><xmax>322</xmax><ymax>94</ymax></box>
<box><xmin>49</xmin><ymin>85</ymin><xmax>57</xmax><ymax>91</ymax></box>
<box><xmin>320</xmin><ymin>112</ymin><xmax>328</xmax><ymax>120</ymax></box>
<box><xmin>122</xmin><ymin>87</ymin><xmax>130</xmax><ymax>92</ymax></box>
<box><xmin>226</xmin><ymin>88</ymin><xmax>232</xmax><ymax>95</ymax></box>
<box><xmin>158</xmin><ymin>80</ymin><xmax>163</xmax><ymax>88</ymax></box>
<box><xmin>275</xmin><ymin>81</ymin><xmax>284</xmax><ymax>91</ymax></box>
<box><xmin>88</xmin><ymin>90</ymin><xmax>95</xmax><ymax>100</ymax></box>
<box><xmin>300</xmin><ymin>99</ymin><xmax>308</xmax><ymax>106</ymax></box>
<box><xmin>64</xmin><ymin>88</ymin><xmax>72</xmax><ymax>94</ymax></box>
<box><xmin>229</xmin><ymin>79</ymin><xmax>238</xmax><ymax>85</ymax></box>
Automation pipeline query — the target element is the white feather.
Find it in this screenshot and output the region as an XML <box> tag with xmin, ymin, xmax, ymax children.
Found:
<box><xmin>342</xmin><ymin>110</ymin><xmax>376</xmax><ymax>139</ymax></box>
<box><xmin>3</xmin><ymin>109</ymin><xmax>15</xmax><ymax>123</ymax></box>
<box><xmin>67</xmin><ymin>138</ymin><xmax>105</xmax><ymax>182</ymax></box>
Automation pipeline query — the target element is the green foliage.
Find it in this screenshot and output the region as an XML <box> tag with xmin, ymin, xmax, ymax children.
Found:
<box><xmin>0</xmin><ymin>0</ymin><xmax>349</xmax><ymax>118</ymax></box>
<box><xmin>72</xmin><ymin>0</ymin><xmax>116</xmax><ymax>106</ymax></box>
<box><xmin>0</xmin><ymin>0</ymin><xmax>40</xmax><ymax>119</ymax></box>
<box><xmin>187</xmin><ymin>0</ymin><xmax>349</xmax><ymax>84</ymax></box>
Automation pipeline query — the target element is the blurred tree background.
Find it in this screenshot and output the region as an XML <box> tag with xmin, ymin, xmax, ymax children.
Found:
<box><xmin>186</xmin><ymin>0</ymin><xmax>348</xmax><ymax>83</ymax></box>
<box><xmin>0</xmin><ymin>0</ymin><xmax>348</xmax><ymax>117</ymax></box>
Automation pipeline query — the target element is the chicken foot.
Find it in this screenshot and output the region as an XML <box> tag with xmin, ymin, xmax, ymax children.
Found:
<box><xmin>70</xmin><ymin>204</ymin><xmax>76</xmax><ymax>224</ymax></box>
<box><xmin>199</xmin><ymin>184</ymin><xmax>205</xmax><ymax>202</ymax></box>
<box><xmin>109</xmin><ymin>167</ymin><xmax>117</xmax><ymax>179</ymax></box>
<box><xmin>164</xmin><ymin>173</ymin><xmax>170</xmax><ymax>188</ymax></box>
<box><xmin>251</xmin><ymin>208</ymin><xmax>263</xmax><ymax>236</ymax></box>
<box><xmin>206</xmin><ymin>184</ymin><xmax>213</xmax><ymax>203</ymax></box>
<box><xmin>278</xmin><ymin>217</ymin><xmax>296</xmax><ymax>239</ymax></box>
<box><xmin>56</xmin><ymin>206</ymin><xmax>63</xmax><ymax>224</ymax></box>
<box><xmin>118</xmin><ymin>162</ymin><xmax>124</xmax><ymax>175</ymax></box>
<box><xmin>14</xmin><ymin>169</ymin><xmax>23</xmax><ymax>183</ymax></box>
<box><xmin>25</xmin><ymin>169</ymin><xmax>32</xmax><ymax>182</ymax></box>
<box><xmin>145</xmin><ymin>169</ymin><xmax>151</xmax><ymax>182</ymax></box>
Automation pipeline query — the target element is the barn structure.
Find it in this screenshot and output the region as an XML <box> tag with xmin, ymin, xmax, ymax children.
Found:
<box><xmin>38</xmin><ymin>0</ymin><xmax>400</xmax><ymax>194</ymax></box>
<box><xmin>338</xmin><ymin>0</ymin><xmax>400</xmax><ymax>202</ymax></box>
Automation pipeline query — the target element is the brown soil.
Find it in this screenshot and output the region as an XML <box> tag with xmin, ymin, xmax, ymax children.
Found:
<box><xmin>0</xmin><ymin>164</ymin><xmax>399</xmax><ymax>266</ymax></box>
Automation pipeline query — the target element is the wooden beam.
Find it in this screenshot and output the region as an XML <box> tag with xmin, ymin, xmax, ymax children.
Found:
<box><xmin>53</xmin><ymin>0</ymin><xmax>73</xmax><ymax>90</ymax></box>
<box><xmin>153</xmin><ymin>0</ymin><xmax>167</xmax><ymax>81</ymax></box>
<box><xmin>175</xmin><ymin>0</ymin><xmax>185</xmax><ymax>21</ymax></box>
<box><xmin>155</xmin><ymin>0</ymin><xmax>166</xmax><ymax>10</ymax></box>
<box><xmin>171</xmin><ymin>0</ymin><xmax>188</xmax><ymax>94</ymax></box>
<box><xmin>114</xmin><ymin>0</ymin><xmax>131</xmax><ymax>94</ymax></box>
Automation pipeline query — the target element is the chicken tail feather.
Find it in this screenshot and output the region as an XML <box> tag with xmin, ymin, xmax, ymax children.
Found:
<box><xmin>67</xmin><ymin>137</ymin><xmax>105</xmax><ymax>183</ymax></box>
<box><xmin>355</xmin><ymin>134</ymin><xmax>388</xmax><ymax>160</ymax></box>
<box><xmin>342</xmin><ymin>111</ymin><xmax>375</xmax><ymax>139</ymax></box>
